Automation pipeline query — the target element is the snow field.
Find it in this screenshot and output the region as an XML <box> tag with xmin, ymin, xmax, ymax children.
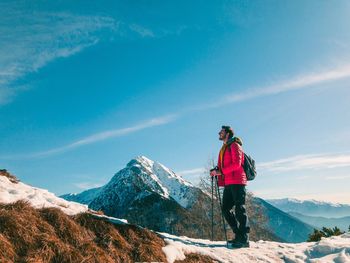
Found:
<box><xmin>160</xmin><ymin>232</ymin><xmax>350</xmax><ymax>263</ymax></box>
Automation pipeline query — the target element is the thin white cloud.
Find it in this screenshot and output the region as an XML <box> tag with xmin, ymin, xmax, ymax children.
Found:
<box><xmin>0</xmin><ymin>3</ymin><xmax>118</xmax><ymax>105</ymax></box>
<box><xmin>186</xmin><ymin>64</ymin><xmax>350</xmax><ymax>111</ymax></box>
<box><xmin>1</xmin><ymin>114</ymin><xmax>177</xmax><ymax>159</ymax></box>
<box><xmin>226</xmin><ymin>64</ymin><xmax>350</xmax><ymax>102</ymax></box>
<box><xmin>0</xmin><ymin>5</ymin><xmax>162</xmax><ymax>106</ymax></box>
<box><xmin>180</xmin><ymin>152</ymin><xmax>350</xmax><ymax>180</ymax></box>
<box><xmin>129</xmin><ymin>24</ymin><xmax>155</xmax><ymax>38</ymax></box>
<box><xmin>258</xmin><ymin>152</ymin><xmax>350</xmax><ymax>173</ymax></box>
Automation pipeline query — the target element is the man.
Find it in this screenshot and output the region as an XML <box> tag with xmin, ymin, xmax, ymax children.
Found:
<box><xmin>210</xmin><ymin>125</ymin><xmax>250</xmax><ymax>248</ymax></box>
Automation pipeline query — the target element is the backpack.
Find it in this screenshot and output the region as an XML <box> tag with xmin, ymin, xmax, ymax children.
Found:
<box><xmin>243</xmin><ymin>153</ymin><xmax>257</xmax><ymax>181</ymax></box>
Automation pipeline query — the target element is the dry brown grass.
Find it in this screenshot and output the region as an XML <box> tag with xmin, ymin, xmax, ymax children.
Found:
<box><xmin>0</xmin><ymin>200</ymin><xmax>215</xmax><ymax>262</ymax></box>
<box><xmin>0</xmin><ymin>169</ymin><xmax>19</xmax><ymax>183</ymax></box>
<box><xmin>0</xmin><ymin>233</ymin><xmax>16</xmax><ymax>262</ymax></box>
<box><xmin>0</xmin><ymin>200</ymin><xmax>168</xmax><ymax>262</ymax></box>
<box><xmin>175</xmin><ymin>253</ymin><xmax>217</xmax><ymax>262</ymax></box>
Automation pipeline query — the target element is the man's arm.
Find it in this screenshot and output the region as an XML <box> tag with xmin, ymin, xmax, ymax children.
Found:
<box><xmin>221</xmin><ymin>143</ymin><xmax>243</xmax><ymax>175</ymax></box>
<box><xmin>210</xmin><ymin>155</ymin><xmax>222</xmax><ymax>177</ymax></box>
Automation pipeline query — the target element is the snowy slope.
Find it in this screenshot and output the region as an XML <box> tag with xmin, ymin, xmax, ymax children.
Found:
<box><xmin>0</xmin><ymin>173</ymin><xmax>128</xmax><ymax>225</ymax></box>
<box><xmin>161</xmin><ymin>232</ymin><xmax>350</xmax><ymax>263</ymax></box>
<box><xmin>0</xmin><ymin>175</ymin><xmax>88</xmax><ymax>215</ymax></box>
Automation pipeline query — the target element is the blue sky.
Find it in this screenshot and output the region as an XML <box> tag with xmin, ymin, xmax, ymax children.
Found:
<box><xmin>1</xmin><ymin>0</ymin><xmax>350</xmax><ymax>203</ymax></box>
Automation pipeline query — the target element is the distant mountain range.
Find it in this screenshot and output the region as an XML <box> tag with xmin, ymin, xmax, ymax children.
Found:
<box><xmin>266</xmin><ymin>198</ymin><xmax>350</xmax><ymax>218</ymax></box>
<box><xmin>61</xmin><ymin>156</ymin><xmax>315</xmax><ymax>242</ymax></box>
<box><xmin>288</xmin><ymin>212</ymin><xmax>350</xmax><ymax>231</ymax></box>
<box><xmin>266</xmin><ymin>198</ymin><xmax>350</xmax><ymax>231</ymax></box>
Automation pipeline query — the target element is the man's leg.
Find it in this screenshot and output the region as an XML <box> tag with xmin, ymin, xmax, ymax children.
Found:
<box><xmin>221</xmin><ymin>185</ymin><xmax>238</xmax><ymax>236</ymax></box>
<box><xmin>233</xmin><ymin>185</ymin><xmax>250</xmax><ymax>245</ymax></box>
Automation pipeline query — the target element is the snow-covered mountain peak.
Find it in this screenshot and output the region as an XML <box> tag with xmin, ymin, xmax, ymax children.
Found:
<box><xmin>286</xmin><ymin>198</ymin><xmax>303</xmax><ymax>203</ymax></box>
<box><xmin>98</xmin><ymin>156</ymin><xmax>199</xmax><ymax>209</ymax></box>
<box><xmin>134</xmin><ymin>155</ymin><xmax>155</xmax><ymax>165</ymax></box>
<box><xmin>127</xmin><ymin>155</ymin><xmax>154</xmax><ymax>171</ymax></box>
<box><xmin>129</xmin><ymin>155</ymin><xmax>193</xmax><ymax>187</ymax></box>
<box><xmin>125</xmin><ymin>156</ymin><xmax>197</xmax><ymax>208</ymax></box>
<box><xmin>308</xmin><ymin>198</ymin><xmax>343</xmax><ymax>207</ymax></box>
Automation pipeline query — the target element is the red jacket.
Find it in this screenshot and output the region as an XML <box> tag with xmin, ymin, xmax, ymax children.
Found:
<box><xmin>217</xmin><ymin>138</ymin><xmax>246</xmax><ymax>187</ymax></box>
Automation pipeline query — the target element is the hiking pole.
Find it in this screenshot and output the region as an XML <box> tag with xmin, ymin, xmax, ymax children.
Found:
<box><xmin>215</xmin><ymin>175</ymin><xmax>228</xmax><ymax>248</ymax></box>
<box><xmin>211</xmin><ymin>176</ymin><xmax>214</xmax><ymax>241</ymax></box>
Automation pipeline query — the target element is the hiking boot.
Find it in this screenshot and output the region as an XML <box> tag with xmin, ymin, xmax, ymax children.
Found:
<box><xmin>230</xmin><ymin>233</ymin><xmax>249</xmax><ymax>248</ymax></box>
<box><xmin>230</xmin><ymin>241</ymin><xmax>250</xmax><ymax>248</ymax></box>
<box><xmin>227</xmin><ymin>238</ymin><xmax>237</xmax><ymax>244</ymax></box>
<box><xmin>228</xmin><ymin>233</ymin><xmax>241</xmax><ymax>244</ymax></box>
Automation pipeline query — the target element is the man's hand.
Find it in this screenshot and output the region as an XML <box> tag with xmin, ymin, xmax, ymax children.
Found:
<box><xmin>210</xmin><ymin>170</ymin><xmax>216</xmax><ymax>177</ymax></box>
<box><xmin>210</xmin><ymin>169</ymin><xmax>222</xmax><ymax>177</ymax></box>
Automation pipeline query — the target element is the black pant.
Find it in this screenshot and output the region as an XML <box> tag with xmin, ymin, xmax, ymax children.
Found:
<box><xmin>222</xmin><ymin>184</ymin><xmax>250</xmax><ymax>235</ymax></box>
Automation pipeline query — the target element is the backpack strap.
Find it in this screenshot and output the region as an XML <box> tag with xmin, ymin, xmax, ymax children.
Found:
<box><xmin>226</xmin><ymin>139</ymin><xmax>245</xmax><ymax>167</ymax></box>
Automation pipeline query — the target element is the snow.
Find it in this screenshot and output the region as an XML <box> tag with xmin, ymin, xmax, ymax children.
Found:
<box><xmin>132</xmin><ymin>156</ymin><xmax>197</xmax><ymax>208</ymax></box>
<box><xmin>159</xmin><ymin>232</ymin><xmax>350</xmax><ymax>263</ymax></box>
<box><xmin>271</xmin><ymin>198</ymin><xmax>346</xmax><ymax>208</ymax></box>
<box><xmin>0</xmin><ymin>175</ymin><xmax>88</xmax><ymax>215</ymax></box>
<box><xmin>0</xmin><ymin>174</ymin><xmax>128</xmax><ymax>225</ymax></box>
<box><xmin>91</xmin><ymin>213</ymin><xmax>128</xmax><ymax>225</ymax></box>
<box><xmin>136</xmin><ymin>160</ymin><xmax>171</xmax><ymax>199</ymax></box>
<box><xmin>308</xmin><ymin>199</ymin><xmax>343</xmax><ymax>208</ymax></box>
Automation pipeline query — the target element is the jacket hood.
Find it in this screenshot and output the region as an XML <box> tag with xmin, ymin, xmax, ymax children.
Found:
<box><xmin>227</xmin><ymin>136</ymin><xmax>243</xmax><ymax>146</ymax></box>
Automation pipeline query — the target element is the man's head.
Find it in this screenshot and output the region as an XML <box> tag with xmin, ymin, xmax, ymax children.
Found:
<box><xmin>219</xmin><ymin>125</ymin><xmax>234</xmax><ymax>142</ymax></box>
